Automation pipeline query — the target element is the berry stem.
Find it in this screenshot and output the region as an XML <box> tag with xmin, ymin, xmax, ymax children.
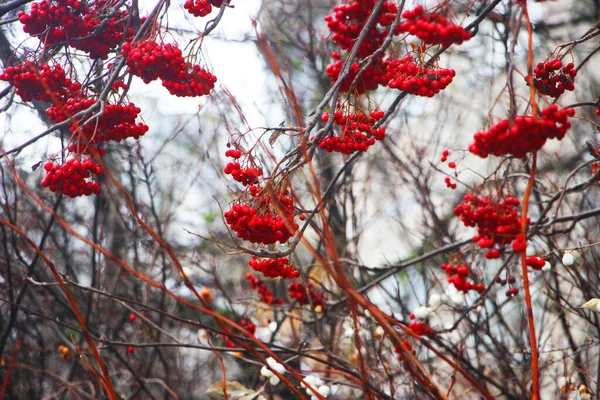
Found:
<box><xmin>520</xmin><ymin>153</ymin><xmax>540</xmax><ymax>400</ymax></box>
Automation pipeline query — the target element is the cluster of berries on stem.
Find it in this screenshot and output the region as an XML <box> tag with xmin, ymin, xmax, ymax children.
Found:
<box><xmin>122</xmin><ymin>40</ymin><xmax>216</xmax><ymax>97</ymax></box>
<box><xmin>441</xmin><ymin>263</ymin><xmax>485</xmax><ymax>293</ymax></box>
<box><xmin>184</xmin><ymin>0</ymin><xmax>224</xmax><ymax>17</ymax></box>
<box><xmin>395</xmin><ymin>6</ymin><xmax>471</xmax><ymax>48</ymax></box>
<box><xmin>246</xmin><ymin>273</ymin><xmax>283</xmax><ymax>305</ymax></box>
<box><xmin>287</xmin><ymin>282</ymin><xmax>326</xmax><ymax>310</ymax></box>
<box><xmin>18</xmin><ymin>0</ymin><xmax>135</xmax><ymax>60</ymax></box>
<box><xmin>407</xmin><ymin>321</ymin><xmax>434</xmax><ymax>336</ymax></box>
<box><xmin>0</xmin><ymin>62</ymin><xmax>81</xmax><ymax>102</ymax></box>
<box><xmin>387</xmin><ymin>55</ymin><xmax>455</xmax><ymax>97</ymax></box>
<box><xmin>528</xmin><ymin>58</ymin><xmax>576</xmax><ymax>98</ymax></box>
<box><xmin>325</xmin><ymin>56</ymin><xmax>390</xmax><ymax>95</ymax></box>
<box><xmin>454</xmin><ymin>193</ymin><xmax>525</xmax><ymax>258</ymax></box>
<box><xmin>224</xmin><ymin>187</ymin><xmax>299</xmax><ymax>245</ymax></box>
<box><xmin>319</xmin><ymin>108</ymin><xmax>386</xmax><ymax>154</ymax></box>
<box><xmin>469</xmin><ymin>105</ymin><xmax>576</xmax><ymax>158</ymax></box>
<box><xmin>324</xmin><ymin>0</ymin><xmax>398</xmax><ymax>94</ymax></box>
<box><xmin>224</xmin><ymin>149</ymin><xmax>263</xmax><ymax>186</ymax></box>
<box><xmin>248</xmin><ymin>256</ymin><xmax>300</xmax><ymax>279</ymax></box>
<box><xmin>42</xmin><ymin>158</ymin><xmax>102</xmax><ymax>197</ymax></box>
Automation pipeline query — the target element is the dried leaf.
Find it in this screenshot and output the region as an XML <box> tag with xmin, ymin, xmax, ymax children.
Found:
<box><xmin>206</xmin><ymin>381</ymin><xmax>260</xmax><ymax>400</ymax></box>
<box><xmin>269</xmin><ymin>129</ymin><xmax>284</xmax><ymax>147</ymax></box>
<box><xmin>580</xmin><ymin>298</ymin><xmax>600</xmax><ymax>310</ymax></box>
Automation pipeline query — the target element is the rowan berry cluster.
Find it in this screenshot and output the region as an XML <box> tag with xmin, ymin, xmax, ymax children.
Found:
<box><xmin>246</xmin><ymin>273</ymin><xmax>283</xmax><ymax>305</ymax></box>
<box><xmin>0</xmin><ymin>58</ymin><xmax>149</xmax><ymax>197</ymax></box>
<box><xmin>46</xmin><ymin>96</ymin><xmax>148</xmax><ymax>144</ymax></box>
<box><xmin>324</xmin><ymin>0</ymin><xmax>398</xmax><ymax>58</ymax></box>
<box><xmin>42</xmin><ymin>96</ymin><xmax>148</xmax><ymax>196</ymax></box>
<box><xmin>287</xmin><ymin>282</ymin><xmax>326</xmax><ymax>310</ymax></box>
<box><xmin>325</xmin><ymin>58</ymin><xmax>390</xmax><ymax>95</ymax></box>
<box><xmin>454</xmin><ymin>194</ymin><xmax>524</xmax><ymax>258</ymax></box>
<box><xmin>526</xmin><ymin>256</ymin><xmax>546</xmax><ymax>270</ymax></box>
<box><xmin>395</xmin><ymin>6</ymin><xmax>472</xmax><ymax>48</ymax></box>
<box><xmin>0</xmin><ymin>62</ymin><xmax>81</xmax><ymax>103</ymax></box>
<box><xmin>223</xmin><ymin>149</ymin><xmax>263</xmax><ymax>186</ymax></box>
<box><xmin>184</xmin><ymin>0</ymin><xmax>223</xmax><ymax>17</ymax></box>
<box><xmin>224</xmin><ymin>190</ymin><xmax>298</xmax><ymax>245</ymax></box>
<box><xmin>161</xmin><ymin>64</ymin><xmax>217</xmax><ymax>97</ymax></box>
<box><xmin>122</xmin><ymin>40</ymin><xmax>216</xmax><ymax>97</ymax></box>
<box><xmin>324</xmin><ymin>0</ymin><xmax>397</xmax><ymax>94</ymax></box>
<box><xmin>469</xmin><ymin>105</ymin><xmax>576</xmax><ymax>158</ymax></box>
<box><xmin>408</xmin><ymin>321</ymin><xmax>434</xmax><ymax>336</ymax></box>
<box><xmin>121</xmin><ymin>41</ymin><xmax>187</xmax><ymax>83</ymax></box>
<box><xmin>529</xmin><ymin>58</ymin><xmax>576</xmax><ymax>98</ymax></box>
<box><xmin>248</xmin><ymin>256</ymin><xmax>300</xmax><ymax>279</ymax></box>
<box><xmin>444</xmin><ymin>176</ymin><xmax>457</xmax><ymax>189</ymax></box>
<box><xmin>441</xmin><ymin>263</ymin><xmax>485</xmax><ymax>293</ymax></box>
<box><xmin>19</xmin><ymin>0</ymin><xmax>134</xmax><ymax>59</ymax></box>
<box><xmin>318</xmin><ymin>109</ymin><xmax>386</xmax><ymax>154</ymax></box>
<box><xmin>387</xmin><ymin>55</ymin><xmax>455</xmax><ymax>97</ymax></box>
<box><xmin>42</xmin><ymin>158</ymin><xmax>102</xmax><ymax>197</ymax></box>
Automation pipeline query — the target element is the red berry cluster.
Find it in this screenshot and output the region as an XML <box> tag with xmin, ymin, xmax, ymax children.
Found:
<box><xmin>395</xmin><ymin>6</ymin><xmax>471</xmax><ymax>48</ymax></box>
<box><xmin>246</xmin><ymin>273</ymin><xmax>283</xmax><ymax>305</ymax></box>
<box><xmin>505</xmin><ymin>287</ymin><xmax>519</xmax><ymax>297</ymax></box>
<box><xmin>41</xmin><ymin>94</ymin><xmax>147</xmax><ymax>196</ymax></box>
<box><xmin>318</xmin><ymin>109</ymin><xmax>386</xmax><ymax>154</ymax></box>
<box><xmin>223</xmin><ymin>150</ymin><xmax>263</xmax><ymax>186</ymax></box>
<box><xmin>444</xmin><ymin>176</ymin><xmax>457</xmax><ymax>189</ymax></box>
<box><xmin>121</xmin><ymin>40</ymin><xmax>187</xmax><ymax>83</ymax></box>
<box><xmin>529</xmin><ymin>59</ymin><xmax>576</xmax><ymax>98</ymax></box>
<box><xmin>122</xmin><ymin>40</ymin><xmax>216</xmax><ymax>97</ymax></box>
<box><xmin>0</xmin><ymin>62</ymin><xmax>81</xmax><ymax>103</ymax></box>
<box><xmin>46</xmin><ymin>96</ymin><xmax>148</xmax><ymax>144</ymax></box>
<box><xmin>441</xmin><ymin>263</ymin><xmax>485</xmax><ymax>293</ymax></box>
<box><xmin>19</xmin><ymin>0</ymin><xmax>85</xmax><ymax>47</ymax></box>
<box><xmin>325</xmin><ymin>57</ymin><xmax>391</xmax><ymax>95</ymax></box>
<box><xmin>41</xmin><ymin>158</ymin><xmax>102</xmax><ymax>197</ymax></box>
<box><xmin>387</xmin><ymin>55</ymin><xmax>455</xmax><ymax>97</ymax></box>
<box><xmin>161</xmin><ymin>64</ymin><xmax>217</xmax><ymax>97</ymax></box>
<box><xmin>469</xmin><ymin>105</ymin><xmax>576</xmax><ymax>159</ymax></box>
<box><xmin>287</xmin><ymin>282</ymin><xmax>326</xmax><ymax>310</ymax></box>
<box><xmin>75</xmin><ymin>8</ymin><xmax>135</xmax><ymax>60</ymax></box>
<box><xmin>324</xmin><ymin>0</ymin><xmax>398</xmax><ymax>58</ymax></box>
<box><xmin>224</xmin><ymin>190</ymin><xmax>298</xmax><ymax>245</ymax></box>
<box><xmin>408</xmin><ymin>321</ymin><xmax>434</xmax><ymax>336</ymax></box>
<box><xmin>324</xmin><ymin>0</ymin><xmax>397</xmax><ymax>94</ymax></box>
<box><xmin>184</xmin><ymin>0</ymin><xmax>223</xmax><ymax>17</ymax></box>
<box><xmin>526</xmin><ymin>256</ymin><xmax>546</xmax><ymax>270</ymax></box>
<box><xmin>453</xmin><ymin>193</ymin><xmax>525</xmax><ymax>258</ymax></box>
<box><xmin>18</xmin><ymin>0</ymin><xmax>134</xmax><ymax>59</ymax></box>
<box><xmin>248</xmin><ymin>256</ymin><xmax>300</xmax><ymax>279</ymax></box>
